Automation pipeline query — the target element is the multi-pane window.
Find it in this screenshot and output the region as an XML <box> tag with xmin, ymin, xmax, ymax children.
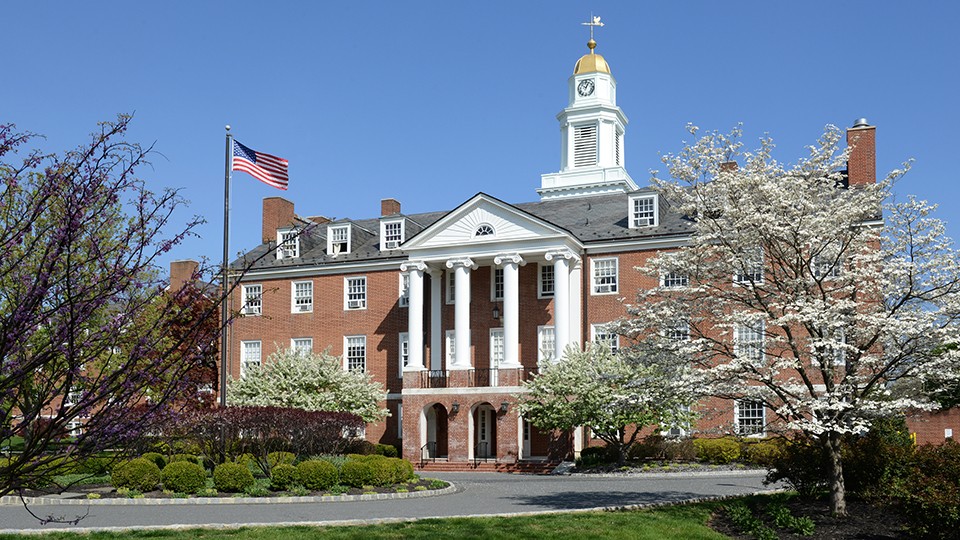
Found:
<box><xmin>292</xmin><ymin>281</ymin><xmax>313</xmax><ymax>313</ymax></box>
<box><xmin>475</xmin><ymin>224</ymin><xmax>495</xmax><ymax>237</ymax></box>
<box><xmin>631</xmin><ymin>195</ymin><xmax>657</xmax><ymax>227</ymax></box>
<box><xmin>539</xmin><ymin>264</ymin><xmax>555</xmax><ymax>298</ymax></box>
<box><xmin>345</xmin><ymin>336</ymin><xmax>366</xmax><ymax>372</ymax></box>
<box><xmin>446</xmin><ymin>271</ymin><xmax>455</xmax><ymax>305</ymax></box>
<box><xmin>291</xmin><ymin>338</ymin><xmax>313</xmax><ymax>353</ymax></box>
<box><xmin>736</xmin><ymin>400</ymin><xmax>765</xmax><ymax>436</ymax></box>
<box><xmin>734</xmin><ymin>247</ymin><xmax>764</xmax><ymax>284</ymax></box>
<box><xmin>735</xmin><ymin>320</ymin><xmax>765</xmax><ymax>364</ymax></box>
<box><xmin>490</xmin><ymin>328</ymin><xmax>504</xmax><ymax>368</ymax></box>
<box><xmin>328</xmin><ymin>224</ymin><xmax>350</xmax><ymax>255</ymax></box>
<box><xmin>813</xmin><ymin>242</ymin><xmax>843</xmax><ymax>279</ymax></box>
<box><xmin>592</xmin><ymin>324</ymin><xmax>619</xmax><ymax>354</ymax></box>
<box><xmin>661</xmin><ymin>271</ymin><xmax>688</xmax><ymax>288</ymax></box>
<box><xmin>241</xmin><ymin>284</ymin><xmax>262</xmax><ymax>316</ymax></box>
<box><xmin>592</xmin><ymin>258</ymin><xmax>618</xmax><ymax>294</ymax></box>
<box><xmin>573</xmin><ymin>124</ymin><xmax>598</xmax><ymax>167</ymax></box>
<box><xmin>492</xmin><ymin>268</ymin><xmax>504</xmax><ymax>301</ymax></box>
<box><xmin>399</xmin><ymin>273</ymin><xmax>410</xmax><ymax>307</ymax></box>
<box><xmin>398</xmin><ymin>332</ymin><xmax>409</xmax><ymax>378</ymax></box>
<box><xmin>241</xmin><ymin>340</ymin><xmax>261</xmax><ymax>377</ymax></box>
<box><xmin>445</xmin><ymin>330</ymin><xmax>456</xmax><ymax>366</ymax></box>
<box><xmin>382</xmin><ymin>220</ymin><xmax>404</xmax><ymax>250</ymax></box>
<box><xmin>64</xmin><ymin>387</ymin><xmax>83</xmax><ymax>407</ymax></box>
<box><xmin>277</xmin><ymin>230</ymin><xmax>299</xmax><ymax>259</ymax></box>
<box><xmin>665</xmin><ymin>404</ymin><xmax>692</xmax><ymax>438</ymax></box>
<box><xmin>538</xmin><ymin>325</ymin><xmax>556</xmax><ymax>364</ymax></box>
<box><xmin>666</xmin><ymin>319</ymin><xmax>690</xmax><ymax>342</ymax></box>
<box><xmin>817</xmin><ymin>327</ymin><xmax>847</xmax><ymax>367</ymax></box>
<box><xmin>345</xmin><ymin>277</ymin><xmax>366</xmax><ymax>310</ymax></box>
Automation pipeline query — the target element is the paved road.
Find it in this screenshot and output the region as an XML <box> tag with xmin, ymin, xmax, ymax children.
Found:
<box><xmin>0</xmin><ymin>471</ymin><xmax>773</xmax><ymax>533</ymax></box>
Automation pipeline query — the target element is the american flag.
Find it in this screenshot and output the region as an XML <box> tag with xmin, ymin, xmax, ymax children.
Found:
<box><xmin>232</xmin><ymin>140</ymin><xmax>289</xmax><ymax>190</ymax></box>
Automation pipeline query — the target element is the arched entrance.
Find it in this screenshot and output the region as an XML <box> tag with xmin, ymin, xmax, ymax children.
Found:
<box><xmin>471</xmin><ymin>402</ymin><xmax>497</xmax><ymax>460</ymax></box>
<box><xmin>422</xmin><ymin>403</ymin><xmax>449</xmax><ymax>459</ymax></box>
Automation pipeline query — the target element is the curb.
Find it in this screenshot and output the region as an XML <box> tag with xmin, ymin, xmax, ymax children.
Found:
<box><xmin>0</xmin><ymin>482</ymin><xmax>456</xmax><ymax>507</ymax></box>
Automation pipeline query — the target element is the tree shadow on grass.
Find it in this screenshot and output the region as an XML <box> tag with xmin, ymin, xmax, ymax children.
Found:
<box><xmin>503</xmin><ymin>490</ymin><xmax>707</xmax><ymax>510</ymax></box>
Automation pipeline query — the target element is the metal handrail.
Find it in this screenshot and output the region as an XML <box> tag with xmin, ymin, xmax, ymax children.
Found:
<box><xmin>420</xmin><ymin>441</ymin><xmax>437</xmax><ymax>466</ymax></box>
<box><xmin>474</xmin><ymin>441</ymin><xmax>490</xmax><ymax>467</ymax></box>
<box><xmin>421</xmin><ymin>370</ymin><xmax>448</xmax><ymax>388</ymax></box>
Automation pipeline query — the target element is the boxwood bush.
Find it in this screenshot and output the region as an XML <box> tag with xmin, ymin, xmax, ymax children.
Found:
<box><xmin>270</xmin><ymin>463</ymin><xmax>300</xmax><ymax>490</ymax></box>
<box><xmin>267</xmin><ymin>451</ymin><xmax>296</xmax><ymax>468</ymax></box>
<box><xmin>169</xmin><ymin>453</ymin><xmax>200</xmax><ymax>466</ymax></box>
<box><xmin>140</xmin><ymin>452</ymin><xmax>167</xmax><ymax>470</ymax></box>
<box><xmin>111</xmin><ymin>458</ymin><xmax>162</xmax><ymax>492</ymax></box>
<box><xmin>339</xmin><ymin>459</ymin><xmax>375</xmax><ymax>487</ymax></box>
<box><xmin>296</xmin><ymin>460</ymin><xmax>338</xmax><ymax>490</ymax></box>
<box><xmin>375</xmin><ymin>444</ymin><xmax>398</xmax><ymax>458</ymax></box>
<box><xmin>213</xmin><ymin>462</ymin><xmax>255</xmax><ymax>492</ymax></box>
<box><xmin>161</xmin><ymin>461</ymin><xmax>207</xmax><ymax>494</ymax></box>
<box><xmin>694</xmin><ymin>437</ymin><xmax>741</xmax><ymax>464</ymax></box>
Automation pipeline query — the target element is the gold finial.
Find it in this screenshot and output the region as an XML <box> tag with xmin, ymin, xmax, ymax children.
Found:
<box><xmin>581</xmin><ymin>15</ymin><xmax>604</xmax><ymax>53</ymax></box>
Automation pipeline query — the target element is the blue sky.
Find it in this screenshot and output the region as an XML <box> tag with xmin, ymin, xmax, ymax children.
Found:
<box><xmin>4</xmin><ymin>2</ymin><xmax>958</xmax><ymax>276</ymax></box>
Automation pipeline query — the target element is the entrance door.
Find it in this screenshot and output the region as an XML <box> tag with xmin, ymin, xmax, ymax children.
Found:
<box><xmin>522</xmin><ymin>419</ymin><xmax>531</xmax><ymax>458</ymax></box>
<box><xmin>474</xmin><ymin>405</ymin><xmax>495</xmax><ymax>459</ymax></box>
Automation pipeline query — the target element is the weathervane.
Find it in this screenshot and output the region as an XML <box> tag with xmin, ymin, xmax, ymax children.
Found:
<box><xmin>581</xmin><ymin>15</ymin><xmax>604</xmax><ymax>40</ymax></box>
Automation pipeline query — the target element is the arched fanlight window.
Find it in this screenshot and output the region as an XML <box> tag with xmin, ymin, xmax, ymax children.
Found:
<box><xmin>475</xmin><ymin>224</ymin><xmax>495</xmax><ymax>237</ymax></box>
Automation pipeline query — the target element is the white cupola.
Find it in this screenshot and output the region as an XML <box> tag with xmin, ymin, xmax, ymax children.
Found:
<box><xmin>539</xmin><ymin>35</ymin><xmax>638</xmax><ymax>200</ymax></box>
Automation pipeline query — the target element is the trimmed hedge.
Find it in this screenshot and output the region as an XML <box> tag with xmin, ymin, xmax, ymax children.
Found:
<box><xmin>111</xmin><ymin>458</ymin><xmax>162</xmax><ymax>492</ymax></box>
<box><xmin>270</xmin><ymin>463</ymin><xmax>301</xmax><ymax>490</ymax></box>
<box><xmin>169</xmin><ymin>453</ymin><xmax>200</xmax><ymax>466</ymax></box>
<box><xmin>742</xmin><ymin>440</ymin><xmax>782</xmax><ymax>466</ymax></box>
<box><xmin>161</xmin><ymin>461</ymin><xmax>207</xmax><ymax>494</ymax></box>
<box><xmin>140</xmin><ymin>452</ymin><xmax>167</xmax><ymax>470</ymax></box>
<box><xmin>296</xmin><ymin>460</ymin><xmax>338</xmax><ymax>490</ymax></box>
<box><xmin>340</xmin><ymin>456</ymin><xmax>413</xmax><ymax>487</ymax></box>
<box><xmin>694</xmin><ymin>437</ymin><xmax>741</xmax><ymax>464</ymax></box>
<box><xmin>213</xmin><ymin>462</ymin><xmax>255</xmax><ymax>492</ymax></box>
<box><xmin>375</xmin><ymin>444</ymin><xmax>398</xmax><ymax>458</ymax></box>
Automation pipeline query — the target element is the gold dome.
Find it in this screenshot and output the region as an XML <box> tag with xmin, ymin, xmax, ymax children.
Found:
<box><xmin>573</xmin><ymin>38</ymin><xmax>611</xmax><ymax>75</ymax></box>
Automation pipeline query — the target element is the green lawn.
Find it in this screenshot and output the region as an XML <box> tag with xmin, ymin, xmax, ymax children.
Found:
<box><xmin>0</xmin><ymin>504</ymin><xmax>729</xmax><ymax>539</ymax></box>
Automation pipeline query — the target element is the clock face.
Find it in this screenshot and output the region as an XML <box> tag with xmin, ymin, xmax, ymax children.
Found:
<box><xmin>577</xmin><ymin>79</ymin><xmax>595</xmax><ymax>97</ymax></box>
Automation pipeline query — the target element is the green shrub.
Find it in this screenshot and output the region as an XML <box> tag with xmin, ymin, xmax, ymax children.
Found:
<box><xmin>375</xmin><ymin>444</ymin><xmax>399</xmax><ymax>458</ymax></box>
<box><xmin>743</xmin><ymin>440</ymin><xmax>782</xmax><ymax>467</ymax></box>
<box><xmin>694</xmin><ymin>437</ymin><xmax>741</xmax><ymax>464</ymax></box>
<box><xmin>169</xmin><ymin>453</ymin><xmax>200</xmax><ymax>466</ymax></box>
<box><xmin>76</xmin><ymin>456</ymin><xmax>114</xmax><ymax>475</ymax></box>
<box><xmin>270</xmin><ymin>463</ymin><xmax>300</xmax><ymax>490</ymax></box>
<box><xmin>161</xmin><ymin>461</ymin><xmax>207</xmax><ymax>494</ymax></box>
<box><xmin>577</xmin><ymin>445</ymin><xmax>615</xmax><ymax>468</ymax></box>
<box><xmin>841</xmin><ymin>416</ymin><xmax>914</xmax><ymax>498</ymax></box>
<box><xmin>111</xmin><ymin>458</ymin><xmax>162</xmax><ymax>492</ymax></box>
<box><xmin>388</xmin><ymin>458</ymin><xmax>414</xmax><ymax>483</ymax></box>
<box><xmin>764</xmin><ymin>438</ymin><xmax>828</xmax><ymax>497</ymax></box>
<box><xmin>140</xmin><ymin>452</ymin><xmax>167</xmax><ymax>470</ymax></box>
<box><xmin>366</xmin><ymin>456</ymin><xmax>396</xmax><ymax>486</ymax></box>
<box><xmin>267</xmin><ymin>451</ymin><xmax>296</xmax><ymax>468</ymax></box>
<box><xmin>889</xmin><ymin>440</ymin><xmax>960</xmax><ymax>539</ymax></box>
<box><xmin>296</xmin><ymin>460</ymin><xmax>338</xmax><ymax>491</ymax></box>
<box><xmin>340</xmin><ymin>459</ymin><xmax>375</xmax><ymax>487</ymax></box>
<box><xmin>213</xmin><ymin>462</ymin><xmax>255</xmax><ymax>493</ymax></box>
<box><xmin>344</xmin><ymin>439</ymin><xmax>377</xmax><ymax>455</ymax></box>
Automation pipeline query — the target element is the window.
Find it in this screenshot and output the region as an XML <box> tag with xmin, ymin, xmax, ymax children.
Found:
<box><xmin>292</xmin><ymin>281</ymin><xmax>313</xmax><ymax>313</ymax></box>
<box><xmin>538</xmin><ymin>325</ymin><xmax>556</xmax><ymax>364</ymax></box>
<box><xmin>592</xmin><ymin>257</ymin><xmax>618</xmax><ymax>294</ymax></box>
<box><xmin>818</xmin><ymin>327</ymin><xmax>846</xmax><ymax>367</ymax></box>
<box><xmin>666</xmin><ymin>319</ymin><xmax>690</xmax><ymax>342</ymax></box>
<box><xmin>344</xmin><ymin>277</ymin><xmax>367</xmax><ymax>310</ymax></box>
<box><xmin>475</xmin><ymin>224</ymin><xmax>495</xmax><ymax>237</ymax></box>
<box><xmin>381</xmin><ymin>220</ymin><xmax>404</xmax><ymax>250</ymax></box>
<box><xmin>492</xmin><ymin>268</ymin><xmax>504</xmax><ymax>301</ymax></box>
<box><xmin>664</xmin><ymin>405</ymin><xmax>692</xmax><ymax>438</ymax></box>
<box><xmin>291</xmin><ymin>338</ymin><xmax>313</xmax><ymax>353</ymax></box>
<box><xmin>661</xmin><ymin>271</ymin><xmax>688</xmax><ymax>288</ymax></box>
<box><xmin>813</xmin><ymin>242</ymin><xmax>843</xmax><ymax>279</ymax></box>
<box><xmin>734</xmin><ymin>247</ymin><xmax>763</xmax><ymax>284</ymax></box>
<box><xmin>445</xmin><ymin>330</ymin><xmax>456</xmax><ymax>366</ymax></box>
<box><xmin>327</xmin><ymin>224</ymin><xmax>350</xmax><ymax>255</ymax></box>
<box><xmin>241</xmin><ymin>340</ymin><xmax>261</xmax><ymax>377</ymax></box>
<box><xmin>398</xmin><ymin>332</ymin><xmax>409</xmax><ymax>378</ymax></box>
<box><xmin>277</xmin><ymin>230</ymin><xmax>299</xmax><ymax>259</ymax></box>
<box><xmin>67</xmin><ymin>418</ymin><xmax>84</xmax><ymax>437</ymax></box>
<box><xmin>64</xmin><ymin>387</ymin><xmax>83</xmax><ymax>407</ymax></box>
<box><xmin>573</xmin><ymin>124</ymin><xmax>598</xmax><ymax>167</ymax></box>
<box><xmin>735</xmin><ymin>320</ymin><xmax>765</xmax><ymax>364</ymax></box>
<box><xmin>241</xmin><ymin>284</ymin><xmax>262</xmax><ymax>316</ymax></box>
<box><xmin>490</xmin><ymin>328</ymin><xmax>504</xmax><ymax>368</ymax></box>
<box><xmin>592</xmin><ymin>324</ymin><xmax>619</xmax><ymax>354</ymax></box>
<box><xmin>445</xmin><ymin>270</ymin><xmax>455</xmax><ymax>305</ymax></box>
<box><xmin>345</xmin><ymin>336</ymin><xmax>366</xmax><ymax>372</ymax></box>
<box><xmin>539</xmin><ymin>264</ymin><xmax>554</xmax><ymax>298</ymax></box>
<box><xmin>630</xmin><ymin>195</ymin><xmax>658</xmax><ymax>228</ymax></box>
<box><xmin>736</xmin><ymin>400</ymin><xmax>765</xmax><ymax>436</ymax></box>
<box><xmin>399</xmin><ymin>273</ymin><xmax>410</xmax><ymax>307</ymax></box>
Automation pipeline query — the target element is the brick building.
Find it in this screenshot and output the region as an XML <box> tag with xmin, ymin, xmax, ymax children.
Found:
<box><xmin>224</xmin><ymin>36</ymin><xmax>955</xmax><ymax>467</ymax></box>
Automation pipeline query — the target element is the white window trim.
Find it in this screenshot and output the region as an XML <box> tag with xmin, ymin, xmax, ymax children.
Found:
<box><xmin>537</xmin><ymin>325</ymin><xmax>556</xmax><ymax>364</ymax></box>
<box><xmin>735</xmin><ymin>319</ymin><xmax>766</xmax><ymax>364</ymax></box>
<box><xmin>734</xmin><ymin>247</ymin><xmax>764</xmax><ymax>285</ymax></box>
<box><xmin>538</xmin><ymin>263</ymin><xmax>554</xmax><ymax>299</ymax></box>
<box><xmin>291</xmin><ymin>280</ymin><xmax>313</xmax><ymax>313</ymax></box>
<box><xmin>665</xmin><ymin>319</ymin><xmax>690</xmax><ymax>342</ymax></box>
<box><xmin>734</xmin><ymin>399</ymin><xmax>766</xmax><ymax>437</ymax></box>
<box><xmin>591</xmin><ymin>257</ymin><xmax>619</xmax><ymax>295</ymax></box>
<box><xmin>445</xmin><ymin>270</ymin><xmax>455</xmax><ymax>305</ymax></box>
<box><xmin>277</xmin><ymin>229</ymin><xmax>299</xmax><ymax>259</ymax></box>
<box><xmin>398</xmin><ymin>332</ymin><xmax>409</xmax><ymax>378</ymax></box>
<box><xmin>660</xmin><ymin>271</ymin><xmax>689</xmax><ymax>289</ymax></box>
<box><xmin>591</xmin><ymin>323</ymin><xmax>619</xmax><ymax>354</ymax></box>
<box><xmin>344</xmin><ymin>276</ymin><xmax>367</xmax><ymax>310</ymax></box>
<box><xmin>474</xmin><ymin>223</ymin><xmax>496</xmax><ymax>238</ymax></box>
<box><xmin>399</xmin><ymin>273</ymin><xmax>410</xmax><ymax>308</ymax></box>
<box><xmin>291</xmin><ymin>337</ymin><xmax>313</xmax><ymax>353</ymax></box>
<box><xmin>240</xmin><ymin>340</ymin><xmax>262</xmax><ymax>378</ymax></box>
<box><xmin>491</xmin><ymin>267</ymin><xmax>504</xmax><ymax>302</ymax></box>
<box><xmin>327</xmin><ymin>224</ymin><xmax>352</xmax><ymax>256</ymax></box>
<box><xmin>445</xmin><ymin>330</ymin><xmax>456</xmax><ymax>366</ymax></box>
<box><xmin>629</xmin><ymin>194</ymin><xmax>659</xmax><ymax>228</ymax></box>
<box><xmin>241</xmin><ymin>284</ymin><xmax>262</xmax><ymax>316</ymax></box>
<box><xmin>343</xmin><ymin>335</ymin><xmax>366</xmax><ymax>372</ymax></box>
<box><xmin>380</xmin><ymin>218</ymin><xmax>405</xmax><ymax>250</ymax></box>
<box><xmin>662</xmin><ymin>404</ymin><xmax>692</xmax><ymax>438</ymax></box>
<box><xmin>489</xmin><ymin>328</ymin><xmax>504</xmax><ymax>369</ymax></box>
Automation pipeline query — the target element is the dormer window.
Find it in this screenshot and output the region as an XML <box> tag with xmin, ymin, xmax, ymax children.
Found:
<box><xmin>277</xmin><ymin>229</ymin><xmax>299</xmax><ymax>259</ymax></box>
<box><xmin>629</xmin><ymin>194</ymin><xmax>658</xmax><ymax>228</ymax></box>
<box><xmin>381</xmin><ymin>219</ymin><xmax>404</xmax><ymax>250</ymax></box>
<box><xmin>475</xmin><ymin>224</ymin><xmax>495</xmax><ymax>237</ymax></box>
<box><xmin>327</xmin><ymin>224</ymin><xmax>351</xmax><ymax>256</ymax></box>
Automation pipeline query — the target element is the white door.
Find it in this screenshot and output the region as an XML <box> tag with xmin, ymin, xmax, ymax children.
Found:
<box><xmin>522</xmin><ymin>420</ymin><xmax>531</xmax><ymax>458</ymax></box>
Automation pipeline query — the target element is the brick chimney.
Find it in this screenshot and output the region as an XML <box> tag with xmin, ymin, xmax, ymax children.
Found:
<box><xmin>846</xmin><ymin>119</ymin><xmax>876</xmax><ymax>186</ymax></box>
<box><xmin>169</xmin><ymin>259</ymin><xmax>199</xmax><ymax>293</ymax></box>
<box><xmin>381</xmin><ymin>198</ymin><xmax>401</xmax><ymax>216</ymax></box>
<box><xmin>262</xmin><ymin>197</ymin><xmax>295</xmax><ymax>243</ymax></box>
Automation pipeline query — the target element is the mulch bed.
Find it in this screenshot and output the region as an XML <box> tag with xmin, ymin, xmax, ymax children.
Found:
<box><xmin>708</xmin><ymin>496</ymin><xmax>910</xmax><ymax>539</ymax></box>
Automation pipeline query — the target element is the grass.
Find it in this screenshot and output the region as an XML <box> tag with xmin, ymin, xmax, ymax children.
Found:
<box><xmin>0</xmin><ymin>503</ymin><xmax>728</xmax><ymax>539</ymax></box>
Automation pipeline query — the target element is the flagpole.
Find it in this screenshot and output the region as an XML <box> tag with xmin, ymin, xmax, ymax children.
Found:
<box><xmin>220</xmin><ymin>125</ymin><xmax>233</xmax><ymax>408</ymax></box>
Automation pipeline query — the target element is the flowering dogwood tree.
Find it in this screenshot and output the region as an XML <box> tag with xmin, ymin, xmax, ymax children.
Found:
<box><xmin>619</xmin><ymin>125</ymin><xmax>960</xmax><ymax>516</ymax></box>
<box><xmin>517</xmin><ymin>345</ymin><xmax>695</xmax><ymax>465</ymax></box>
<box><xmin>227</xmin><ymin>347</ymin><xmax>389</xmax><ymax>423</ymax></box>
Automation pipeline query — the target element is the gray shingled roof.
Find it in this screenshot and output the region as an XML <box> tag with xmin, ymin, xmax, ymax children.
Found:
<box><xmin>232</xmin><ymin>189</ymin><xmax>694</xmax><ymax>271</ymax></box>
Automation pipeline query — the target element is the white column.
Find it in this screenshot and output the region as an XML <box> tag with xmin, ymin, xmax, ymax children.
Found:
<box><xmin>446</xmin><ymin>257</ymin><xmax>475</xmax><ymax>370</ymax></box>
<box><xmin>545</xmin><ymin>249</ymin><xmax>578</xmax><ymax>362</ymax></box>
<box><xmin>429</xmin><ymin>270</ymin><xmax>442</xmax><ymax>371</ymax></box>
<box><xmin>494</xmin><ymin>253</ymin><xmax>524</xmax><ymax>367</ymax></box>
<box><xmin>399</xmin><ymin>261</ymin><xmax>427</xmax><ymax>370</ymax></box>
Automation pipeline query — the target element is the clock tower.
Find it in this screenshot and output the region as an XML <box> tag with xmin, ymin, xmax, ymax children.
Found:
<box><xmin>539</xmin><ymin>32</ymin><xmax>638</xmax><ymax>200</ymax></box>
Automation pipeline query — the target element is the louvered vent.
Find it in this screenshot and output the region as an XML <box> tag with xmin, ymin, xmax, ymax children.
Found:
<box><xmin>615</xmin><ymin>131</ymin><xmax>622</xmax><ymax>166</ymax></box>
<box><xmin>573</xmin><ymin>124</ymin><xmax>598</xmax><ymax>167</ymax></box>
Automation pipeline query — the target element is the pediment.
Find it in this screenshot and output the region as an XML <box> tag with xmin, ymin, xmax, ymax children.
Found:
<box><xmin>403</xmin><ymin>193</ymin><xmax>572</xmax><ymax>250</ymax></box>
